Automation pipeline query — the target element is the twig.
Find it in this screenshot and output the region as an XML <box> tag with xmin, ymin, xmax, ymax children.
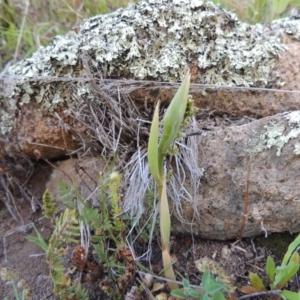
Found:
<box><xmin>137</xmin><ymin>270</ymin><xmax>203</xmax><ymax>292</ymax></box>
<box><xmin>3</xmin><ymin>74</ymin><xmax>300</xmax><ymax>95</ymax></box>
<box><xmin>41</xmin><ymin>157</ymin><xmax>73</xmax><ymax>184</ymax></box>
<box><xmin>238</xmin><ymin>290</ymin><xmax>281</xmax><ymax>299</ymax></box>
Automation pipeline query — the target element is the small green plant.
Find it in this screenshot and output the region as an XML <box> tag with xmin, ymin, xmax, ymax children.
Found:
<box><xmin>79</xmin><ymin>171</ymin><xmax>127</xmax><ymax>246</ymax></box>
<box><xmin>147</xmin><ymin>70</ymin><xmax>191</xmax><ymax>290</ymax></box>
<box><xmin>107</xmin><ymin>171</ymin><xmax>123</xmax><ymax>231</ymax></box>
<box><xmin>123</xmin><ymin>188</ymin><xmax>158</xmax><ymax>246</ymax></box>
<box><xmin>27</xmin><ymin>208</ymin><xmax>86</xmax><ymax>299</ymax></box>
<box><xmin>27</xmin><ymin>170</ymin><xmax>137</xmax><ymax>299</ymax></box>
<box><xmin>171</xmin><ymin>271</ymin><xmax>227</xmax><ymax>300</ymax></box>
<box><xmin>7</xmin><ymin>281</ymin><xmax>26</xmax><ymax>300</ymax></box>
<box><xmin>1</xmin><ymin>266</ymin><xmax>31</xmax><ymax>299</ymax></box>
<box><xmin>241</xmin><ymin>233</ymin><xmax>300</xmax><ymax>300</ymax></box>
<box><xmin>42</xmin><ymin>188</ymin><xmax>58</xmax><ymax>218</ymax></box>
<box><xmin>79</xmin><ymin>171</ymin><xmax>137</xmax><ymax>298</ymax></box>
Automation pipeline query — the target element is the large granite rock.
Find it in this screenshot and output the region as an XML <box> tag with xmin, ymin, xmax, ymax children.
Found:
<box><xmin>1</xmin><ymin>0</ymin><xmax>300</xmax><ymax>239</ymax></box>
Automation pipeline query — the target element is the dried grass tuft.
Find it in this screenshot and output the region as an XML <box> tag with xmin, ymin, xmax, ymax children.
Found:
<box><xmin>65</xmin><ymin>68</ymin><xmax>203</xmax><ymax>224</ymax></box>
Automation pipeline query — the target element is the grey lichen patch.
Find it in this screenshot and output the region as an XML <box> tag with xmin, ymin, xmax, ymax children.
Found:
<box><xmin>270</xmin><ymin>16</ymin><xmax>300</xmax><ymax>41</ymax></box>
<box><xmin>0</xmin><ymin>111</ymin><xmax>13</xmax><ymax>134</ymax></box>
<box><xmin>78</xmin><ymin>0</ymin><xmax>285</xmax><ymax>85</ymax></box>
<box><xmin>294</xmin><ymin>143</ymin><xmax>300</xmax><ymax>155</ymax></box>
<box><xmin>287</xmin><ymin>110</ymin><xmax>300</xmax><ymax>126</ymax></box>
<box><xmin>247</xmin><ymin>111</ymin><xmax>300</xmax><ymax>156</ymax></box>
<box><xmin>0</xmin><ymin>0</ymin><xmax>289</xmax><ymax>133</ymax></box>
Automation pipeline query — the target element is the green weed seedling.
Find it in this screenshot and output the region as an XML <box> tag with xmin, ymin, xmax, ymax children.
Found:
<box><xmin>78</xmin><ymin>171</ymin><xmax>127</xmax><ymax>246</ymax></box>
<box><xmin>27</xmin><ymin>205</ymin><xmax>87</xmax><ymax>299</ymax></box>
<box><xmin>28</xmin><ymin>169</ymin><xmax>137</xmax><ymax>299</ymax></box>
<box><xmin>1</xmin><ymin>267</ymin><xmax>32</xmax><ymax>299</ymax></box>
<box><xmin>171</xmin><ymin>271</ymin><xmax>227</xmax><ymax>300</ymax></box>
<box><xmin>243</xmin><ymin>233</ymin><xmax>300</xmax><ymax>300</ymax></box>
<box><xmin>5</xmin><ymin>281</ymin><xmax>26</xmax><ymax>300</ymax></box>
<box><xmin>42</xmin><ymin>189</ymin><xmax>58</xmax><ymax>219</ymax></box>
<box><xmin>11</xmin><ymin>281</ymin><xmax>26</xmax><ymax>300</ymax></box>
<box><xmin>81</xmin><ymin>171</ymin><xmax>135</xmax><ymax>298</ymax></box>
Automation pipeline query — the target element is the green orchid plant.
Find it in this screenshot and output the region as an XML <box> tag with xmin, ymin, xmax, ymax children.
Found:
<box><xmin>242</xmin><ymin>233</ymin><xmax>300</xmax><ymax>300</ymax></box>
<box><xmin>148</xmin><ymin>70</ymin><xmax>191</xmax><ymax>290</ymax></box>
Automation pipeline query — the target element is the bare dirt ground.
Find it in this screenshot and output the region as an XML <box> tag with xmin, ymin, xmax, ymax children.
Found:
<box><xmin>0</xmin><ymin>162</ymin><xmax>57</xmax><ymax>299</ymax></box>
<box><xmin>0</xmin><ymin>160</ymin><xmax>299</xmax><ymax>299</ymax></box>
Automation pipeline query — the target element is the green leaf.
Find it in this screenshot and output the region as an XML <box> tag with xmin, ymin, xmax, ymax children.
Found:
<box><xmin>212</xmin><ymin>291</ymin><xmax>225</xmax><ymax>300</ymax></box>
<box><xmin>249</xmin><ymin>272</ymin><xmax>266</xmax><ymax>291</ymax></box>
<box><xmin>280</xmin><ymin>290</ymin><xmax>300</xmax><ymax>300</ymax></box>
<box><xmin>202</xmin><ymin>271</ymin><xmax>211</xmax><ymax>290</ymax></box>
<box><xmin>92</xmin><ymin>242</ymin><xmax>107</xmax><ymax>263</ymax></box>
<box><xmin>273</xmin><ymin>253</ymin><xmax>299</xmax><ymax>289</ymax></box>
<box><xmin>159</xmin><ymin>70</ymin><xmax>191</xmax><ymax>154</ymax></box>
<box><xmin>91</xmin><ymin>236</ymin><xmax>103</xmax><ymax>243</ymax></box>
<box><xmin>205</xmin><ymin>283</ymin><xmax>226</xmax><ymax>294</ymax></box>
<box><xmin>186</xmin><ymin>288</ymin><xmax>202</xmax><ymax>297</ymax></box>
<box><xmin>182</xmin><ymin>278</ymin><xmax>190</xmax><ymax>289</ymax></box>
<box><xmin>171</xmin><ymin>289</ymin><xmax>187</xmax><ymax>299</ymax></box>
<box><xmin>26</xmin><ymin>225</ymin><xmax>48</xmax><ymax>252</ymax></box>
<box><xmin>148</xmin><ymin>101</ymin><xmax>163</xmax><ymax>185</ymax></box>
<box><xmin>12</xmin><ymin>281</ymin><xmax>22</xmax><ymax>300</ymax></box>
<box><xmin>272</xmin><ymin>0</ymin><xmax>289</xmax><ymax>14</ymax></box>
<box><xmin>290</xmin><ymin>251</ymin><xmax>300</xmax><ymax>265</ymax></box>
<box><xmin>282</xmin><ymin>233</ymin><xmax>300</xmax><ymax>266</ymax></box>
<box><xmin>49</xmin><ymin>253</ymin><xmax>65</xmax><ymax>284</ymax></box>
<box><xmin>266</xmin><ymin>256</ymin><xmax>276</xmax><ymax>282</ymax></box>
<box><xmin>42</xmin><ymin>189</ymin><xmax>57</xmax><ymax>218</ymax></box>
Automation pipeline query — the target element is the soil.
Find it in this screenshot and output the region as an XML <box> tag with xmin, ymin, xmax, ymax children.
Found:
<box><xmin>0</xmin><ymin>161</ymin><xmax>299</xmax><ymax>300</ymax></box>
<box><xmin>0</xmin><ymin>162</ymin><xmax>57</xmax><ymax>299</ymax></box>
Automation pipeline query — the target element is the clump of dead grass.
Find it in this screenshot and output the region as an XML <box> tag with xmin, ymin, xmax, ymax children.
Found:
<box><xmin>64</xmin><ymin>68</ymin><xmax>203</xmax><ymax>224</ymax></box>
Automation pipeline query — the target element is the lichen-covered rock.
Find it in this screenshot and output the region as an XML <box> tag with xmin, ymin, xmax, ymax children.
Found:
<box><xmin>1</xmin><ymin>0</ymin><xmax>300</xmax><ymax>240</ymax></box>
<box><xmin>6</xmin><ymin>0</ymin><xmax>286</xmax><ymax>83</ymax></box>
<box><xmin>43</xmin><ymin>110</ymin><xmax>300</xmax><ymax>240</ymax></box>
<box><xmin>1</xmin><ymin>0</ymin><xmax>298</xmax><ymax>140</ymax></box>
<box><xmin>172</xmin><ymin>111</ymin><xmax>300</xmax><ymax>239</ymax></box>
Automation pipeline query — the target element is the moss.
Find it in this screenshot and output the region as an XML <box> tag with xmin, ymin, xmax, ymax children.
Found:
<box><xmin>0</xmin><ymin>0</ymin><xmax>295</xmax><ymax>133</ymax></box>
<box><xmin>255</xmin><ymin>232</ymin><xmax>298</xmax><ymax>260</ymax></box>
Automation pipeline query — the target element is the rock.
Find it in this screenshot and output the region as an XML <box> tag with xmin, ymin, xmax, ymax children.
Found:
<box><xmin>1</xmin><ymin>0</ymin><xmax>300</xmax><ymax>239</ymax></box>
<box><xmin>45</xmin><ymin>111</ymin><xmax>300</xmax><ymax>240</ymax></box>
<box><xmin>45</xmin><ymin>157</ymin><xmax>106</xmax><ymax>208</ymax></box>
<box><xmin>172</xmin><ymin>111</ymin><xmax>300</xmax><ymax>239</ymax></box>
<box><xmin>1</xmin><ymin>0</ymin><xmax>300</xmax><ymax>157</ymax></box>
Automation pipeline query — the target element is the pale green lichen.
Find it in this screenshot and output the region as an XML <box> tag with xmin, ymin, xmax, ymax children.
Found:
<box><xmin>270</xmin><ymin>16</ymin><xmax>300</xmax><ymax>41</ymax></box>
<box><xmin>287</xmin><ymin>110</ymin><xmax>300</xmax><ymax>126</ymax></box>
<box><xmin>294</xmin><ymin>143</ymin><xmax>300</xmax><ymax>155</ymax></box>
<box><xmin>247</xmin><ymin>111</ymin><xmax>300</xmax><ymax>156</ymax></box>
<box><xmin>0</xmin><ymin>111</ymin><xmax>13</xmax><ymax>134</ymax></box>
<box><xmin>0</xmin><ymin>0</ymin><xmax>296</xmax><ymax>133</ymax></box>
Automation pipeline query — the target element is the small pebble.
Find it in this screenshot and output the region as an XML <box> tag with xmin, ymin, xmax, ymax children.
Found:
<box><xmin>244</xmin><ymin>251</ymin><xmax>254</xmax><ymax>259</ymax></box>
<box><xmin>221</xmin><ymin>245</ymin><xmax>231</xmax><ymax>261</ymax></box>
